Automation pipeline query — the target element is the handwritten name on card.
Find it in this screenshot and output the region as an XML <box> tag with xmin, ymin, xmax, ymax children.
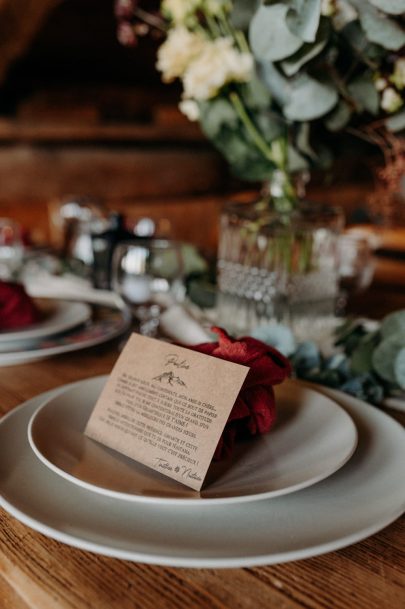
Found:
<box><xmin>84</xmin><ymin>334</ymin><xmax>248</xmax><ymax>490</ymax></box>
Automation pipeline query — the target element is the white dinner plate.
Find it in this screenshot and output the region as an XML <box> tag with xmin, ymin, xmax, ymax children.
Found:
<box><xmin>0</xmin><ymin>307</ymin><xmax>131</xmax><ymax>366</ymax></box>
<box><xmin>28</xmin><ymin>377</ymin><xmax>358</xmax><ymax>505</ymax></box>
<box><xmin>0</xmin><ymin>300</ymin><xmax>91</xmax><ymax>351</ymax></box>
<box><xmin>383</xmin><ymin>394</ymin><xmax>405</xmax><ymax>413</ymax></box>
<box><xmin>0</xmin><ymin>381</ymin><xmax>404</xmax><ymax>568</ymax></box>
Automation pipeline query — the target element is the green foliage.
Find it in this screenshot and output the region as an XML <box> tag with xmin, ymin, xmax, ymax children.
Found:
<box><xmin>372</xmin><ymin>335</ymin><xmax>405</xmax><ymax>384</ymax></box>
<box><xmin>380</xmin><ymin>310</ymin><xmax>405</xmax><ymax>339</ymax></box>
<box><xmin>347</xmin><ymin>73</ymin><xmax>380</xmax><ymax>115</ymax></box>
<box><xmin>394</xmin><ymin>349</ymin><xmax>405</xmax><ymax>389</ymax></box>
<box><xmin>286</xmin><ymin>0</ymin><xmax>321</xmax><ymax>43</ymax></box>
<box><xmin>249</xmin><ymin>5</ymin><xmax>303</xmax><ymax>61</ymax></box>
<box><xmin>350</xmin><ymin>0</ymin><xmax>405</xmax><ymax>50</ymax></box>
<box><xmin>156</xmin><ymin>0</ymin><xmax>404</xmax><ymax>187</ymax></box>
<box><xmin>284</xmin><ymin>75</ymin><xmax>338</xmax><ymax>120</ymax></box>
<box><xmin>325</xmin><ymin>101</ymin><xmax>352</xmax><ymax>132</ymax></box>
<box><xmin>248</xmin><ymin>0</ymin><xmax>405</xmax><ymax>133</ymax></box>
<box><xmin>281</xmin><ymin>18</ymin><xmax>329</xmax><ymax>76</ymax></box>
<box><xmin>368</xmin><ymin>0</ymin><xmax>405</xmax><ymax>15</ymax></box>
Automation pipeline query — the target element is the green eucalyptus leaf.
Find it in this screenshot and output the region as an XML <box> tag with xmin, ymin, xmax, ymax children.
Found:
<box><xmin>341</xmin><ymin>21</ymin><xmax>383</xmax><ymax>65</ymax></box>
<box><xmin>380</xmin><ymin>310</ymin><xmax>405</xmax><ymax>339</ymax></box>
<box><xmin>259</xmin><ymin>62</ymin><xmax>292</xmax><ymax>106</ymax></box>
<box><xmin>368</xmin><ymin>0</ymin><xmax>405</xmax><ymax>15</ymax></box>
<box><xmin>325</xmin><ymin>100</ymin><xmax>352</xmax><ymax>131</ymax></box>
<box><xmin>350</xmin><ymin>334</ymin><xmax>378</xmax><ymax>375</ymax></box>
<box><xmin>386</xmin><ymin>110</ymin><xmax>405</xmax><ymax>132</ymax></box>
<box><xmin>230</xmin><ymin>0</ymin><xmax>258</xmax><ymax>30</ymax></box>
<box><xmin>199</xmin><ymin>98</ymin><xmax>238</xmax><ymax>139</ymax></box>
<box><xmin>372</xmin><ymin>335</ymin><xmax>405</xmax><ymax>383</ymax></box>
<box><xmin>255</xmin><ymin>111</ymin><xmax>285</xmax><ymax>141</ymax></box>
<box><xmin>213</xmin><ymin>126</ymin><xmax>276</xmax><ymax>181</ymax></box>
<box><xmin>287</xmin><ymin>144</ymin><xmax>310</xmax><ymax>171</ymax></box>
<box><xmin>347</xmin><ymin>73</ymin><xmax>379</xmax><ymax>115</ymax></box>
<box><xmin>281</xmin><ymin>18</ymin><xmax>329</xmax><ymax>76</ymax></box>
<box><xmin>286</xmin><ymin>0</ymin><xmax>322</xmax><ymax>43</ymax></box>
<box><xmin>350</xmin><ymin>0</ymin><xmax>405</xmax><ymax>51</ymax></box>
<box><xmin>296</xmin><ymin>122</ymin><xmax>317</xmax><ymax>159</ymax></box>
<box><xmin>240</xmin><ymin>75</ymin><xmax>272</xmax><ymax>110</ymax></box>
<box><xmin>284</xmin><ymin>75</ymin><xmax>338</xmax><ymax>121</ymax></box>
<box><xmin>394</xmin><ymin>349</ymin><xmax>405</xmax><ymax>389</ymax></box>
<box><xmin>249</xmin><ymin>4</ymin><xmax>303</xmax><ymax>62</ymax></box>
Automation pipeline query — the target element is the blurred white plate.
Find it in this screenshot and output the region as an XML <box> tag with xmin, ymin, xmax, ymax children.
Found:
<box><xmin>0</xmin><ymin>300</ymin><xmax>91</xmax><ymax>351</ymax></box>
<box><xmin>0</xmin><ymin>307</ymin><xmax>131</xmax><ymax>366</ymax></box>
<box><xmin>28</xmin><ymin>377</ymin><xmax>357</xmax><ymax>505</ymax></box>
<box><xmin>0</xmin><ymin>382</ymin><xmax>403</xmax><ymax>567</ymax></box>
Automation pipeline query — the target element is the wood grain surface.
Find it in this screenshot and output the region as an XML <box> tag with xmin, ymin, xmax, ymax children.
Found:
<box><xmin>0</xmin><ymin>328</ymin><xmax>404</xmax><ymax>609</ymax></box>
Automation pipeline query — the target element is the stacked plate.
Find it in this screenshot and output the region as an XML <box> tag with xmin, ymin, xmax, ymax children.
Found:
<box><xmin>0</xmin><ymin>298</ymin><xmax>131</xmax><ymax>366</ymax></box>
<box><xmin>0</xmin><ymin>376</ymin><xmax>404</xmax><ymax>567</ymax></box>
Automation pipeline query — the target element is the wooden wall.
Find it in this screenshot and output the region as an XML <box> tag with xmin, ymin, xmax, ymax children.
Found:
<box><xmin>0</xmin><ymin>0</ymin><xmax>401</xmax><ymax>260</ymax></box>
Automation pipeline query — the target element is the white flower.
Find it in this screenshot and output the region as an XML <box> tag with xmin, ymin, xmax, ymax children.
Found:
<box><xmin>161</xmin><ymin>0</ymin><xmax>201</xmax><ymax>24</ymax></box>
<box><xmin>179</xmin><ymin>99</ymin><xmax>200</xmax><ymax>121</ymax></box>
<box><xmin>390</xmin><ymin>58</ymin><xmax>405</xmax><ymax>91</ymax></box>
<box><xmin>321</xmin><ymin>0</ymin><xmax>336</xmax><ymax>17</ymax></box>
<box><xmin>381</xmin><ymin>87</ymin><xmax>403</xmax><ymax>113</ymax></box>
<box><xmin>156</xmin><ymin>27</ymin><xmax>206</xmax><ymax>82</ymax></box>
<box><xmin>182</xmin><ymin>37</ymin><xmax>254</xmax><ymax>101</ymax></box>
<box><xmin>203</xmin><ymin>0</ymin><xmax>231</xmax><ymax>16</ymax></box>
<box><xmin>374</xmin><ymin>77</ymin><xmax>387</xmax><ymax>92</ymax></box>
<box><xmin>332</xmin><ymin>0</ymin><xmax>357</xmax><ymax>31</ymax></box>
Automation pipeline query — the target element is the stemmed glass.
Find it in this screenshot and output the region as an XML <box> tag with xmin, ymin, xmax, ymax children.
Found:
<box><xmin>111</xmin><ymin>239</ymin><xmax>184</xmax><ymax>336</ymax></box>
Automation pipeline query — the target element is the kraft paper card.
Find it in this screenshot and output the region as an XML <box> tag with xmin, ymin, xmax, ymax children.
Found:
<box><xmin>85</xmin><ymin>333</ymin><xmax>249</xmax><ymax>491</ymax></box>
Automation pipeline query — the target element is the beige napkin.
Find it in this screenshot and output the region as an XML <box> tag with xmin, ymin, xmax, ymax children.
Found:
<box><xmin>24</xmin><ymin>273</ymin><xmax>125</xmax><ymax>309</ymax></box>
<box><xmin>159</xmin><ymin>304</ymin><xmax>212</xmax><ymax>345</ymax></box>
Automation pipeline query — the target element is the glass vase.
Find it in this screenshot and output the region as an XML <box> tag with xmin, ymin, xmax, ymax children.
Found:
<box><xmin>216</xmin><ymin>197</ymin><xmax>344</xmax><ymax>336</ymax></box>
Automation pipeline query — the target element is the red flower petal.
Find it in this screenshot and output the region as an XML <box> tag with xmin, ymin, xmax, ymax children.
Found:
<box><xmin>0</xmin><ymin>281</ymin><xmax>41</xmax><ymax>331</ymax></box>
<box><xmin>187</xmin><ymin>327</ymin><xmax>291</xmax><ymax>460</ymax></box>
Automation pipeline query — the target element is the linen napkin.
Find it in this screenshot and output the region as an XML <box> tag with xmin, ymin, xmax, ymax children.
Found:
<box><xmin>159</xmin><ymin>304</ymin><xmax>212</xmax><ymax>345</ymax></box>
<box><xmin>23</xmin><ymin>273</ymin><xmax>125</xmax><ymax>309</ymax></box>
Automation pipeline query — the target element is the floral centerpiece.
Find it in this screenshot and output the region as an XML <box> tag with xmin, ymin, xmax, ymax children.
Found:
<box><xmin>115</xmin><ymin>1</ymin><xmax>405</xmax><ymax>331</ymax></box>
<box><xmin>116</xmin><ymin>0</ymin><xmax>405</xmax><ymax>212</ymax></box>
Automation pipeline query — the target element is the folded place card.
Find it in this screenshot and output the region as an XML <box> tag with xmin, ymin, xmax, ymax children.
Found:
<box><xmin>85</xmin><ymin>333</ymin><xmax>249</xmax><ymax>490</ymax></box>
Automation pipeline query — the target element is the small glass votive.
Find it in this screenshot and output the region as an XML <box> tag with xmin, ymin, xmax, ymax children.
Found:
<box><xmin>0</xmin><ymin>218</ymin><xmax>24</xmax><ymax>280</ymax></box>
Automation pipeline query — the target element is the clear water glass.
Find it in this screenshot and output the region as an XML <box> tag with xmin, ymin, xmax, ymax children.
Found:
<box><xmin>217</xmin><ymin>201</ymin><xmax>344</xmax><ymax>335</ymax></box>
<box><xmin>111</xmin><ymin>239</ymin><xmax>184</xmax><ymax>336</ymax></box>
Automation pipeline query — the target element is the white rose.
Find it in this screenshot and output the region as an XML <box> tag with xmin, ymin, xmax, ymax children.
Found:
<box><xmin>179</xmin><ymin>99</ymin><xmax>200</xmax><ymax>121</ymax></box>
<box><xmin>161</xmin><ymin>0</ymin><xmax>201</xmax><ymax>23</ymax></box>
<box><xmin>321</xmin><ymin>0</ymin><xmax>336</xmax><ymax>17</ymax></box>
<box><xmin>381</xmin><ymin>87</ymin><xmax>403</xmax><ymax>113</ymax></box>
<box><xmin>183</xmin><ymin>37</ymin><xmax>254</xmax><ymax>101</ymax></box>
<box><xmin>156</xmin><ymin>27</ymin><xmax>206</xmax><ymax>82</ymax></box>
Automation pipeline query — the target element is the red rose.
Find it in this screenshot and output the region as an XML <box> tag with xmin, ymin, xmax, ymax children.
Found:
<box><xmin>189</xmin><ymin>327</ymin><xmax>291</xmax><ymax>460</ymax></box>
<box><xmin>0</xmin><ymin>281</ymin><xmax>41</xmax><ymax>331</ymax></box>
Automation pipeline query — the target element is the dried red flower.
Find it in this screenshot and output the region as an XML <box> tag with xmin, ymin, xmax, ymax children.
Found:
<box><xmin>189</xmin><ymin>327</ymin><xmax>291</xmax><ymax>460</ymax></box>
<box><xmin>0</xmin><ymin>281</ymin><xmax>41</xmax><ymax>331</ymax></box>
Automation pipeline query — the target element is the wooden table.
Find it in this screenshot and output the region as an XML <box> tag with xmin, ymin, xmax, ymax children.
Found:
<box><xmin>0</xmin><ymin>294</ymin><xmax>404</xmax><ymax>608</ymax></box>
